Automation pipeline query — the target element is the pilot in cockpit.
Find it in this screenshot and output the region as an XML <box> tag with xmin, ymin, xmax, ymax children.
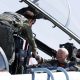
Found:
<box><xmin>35</xmin><ymin>48</ymin><xmax>80</xmax><ymax>71</ymax></box>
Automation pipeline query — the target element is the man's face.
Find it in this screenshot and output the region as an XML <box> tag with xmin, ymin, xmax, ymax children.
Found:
<box><xmin>28</xmin><ymin>19</ymin><xmax>36</xmax><ymax>27</ymax></box>
<box><xmin>56</xmin><ymin>50</ymin><xmax>67</xmax><ymax>63</ymax></box>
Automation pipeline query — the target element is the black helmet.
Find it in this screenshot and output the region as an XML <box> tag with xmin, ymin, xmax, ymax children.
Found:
<box><xmin>16</xmin><ymin>6</ymin><xmax>43</xmax><ymax>19</ymax></box>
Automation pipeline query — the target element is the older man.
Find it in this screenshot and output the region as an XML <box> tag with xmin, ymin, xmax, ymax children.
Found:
<box><xmin>56</xmin><ymin>48</ymin><xmax>69</xmax><ymax>65</ymax></box>
<box><xmin>38</xmin><ymin>48</ymin><xmax>79</xmax><ymax>71</ymax></box>
<box><xmin>45</xmin><ymin>48</ymin><xmax>70</xmax><ymax>68</ymax></box>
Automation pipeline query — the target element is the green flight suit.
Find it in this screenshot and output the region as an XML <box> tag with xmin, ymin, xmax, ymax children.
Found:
<box><xmin>0</xmin><ymin>12</ymin><xmax>37</xmax><ymax>64</ymax></box>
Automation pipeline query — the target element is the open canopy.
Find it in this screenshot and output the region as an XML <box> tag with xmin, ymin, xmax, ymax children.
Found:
<box><xmin>28</xmin><ymin>0</ymin><xmax>70</xmax><ymax>27</ymax></box>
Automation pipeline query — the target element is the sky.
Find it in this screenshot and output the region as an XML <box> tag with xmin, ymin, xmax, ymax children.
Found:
<box><xmin>0</xmin><ymin>0</ymin><xmax>80</xmax><ymax>59</ymax></box>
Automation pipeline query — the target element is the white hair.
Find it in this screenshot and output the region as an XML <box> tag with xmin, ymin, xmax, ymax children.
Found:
<box><xmin>57</xmin><ymin>48</ymin><xmax>69</xmax><ymax>55</ymax></box>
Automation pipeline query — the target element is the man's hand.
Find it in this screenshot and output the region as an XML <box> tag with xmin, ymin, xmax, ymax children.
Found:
<box><xmin>32</xmin><ymin>52</ymin><xmax>43</xmax><ymax>64</ymax></box>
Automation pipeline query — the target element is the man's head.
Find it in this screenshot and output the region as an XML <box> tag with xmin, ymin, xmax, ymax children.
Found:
<box><xmin>56</xmin><ymin>48</ymin><xmax>69</xmax><ymax>63</ymax></box>
<box><xmin>16</xmin><ymin>7</ymin><xmax>37</xmax><ymax>27</ymax></box>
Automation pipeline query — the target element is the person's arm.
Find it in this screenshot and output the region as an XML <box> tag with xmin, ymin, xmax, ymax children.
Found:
<box><xmin>20</xmin><ymin>23</ymin><xmax>37</xmax><ymax>52</ymax></box>
<box><xmin>21</xmin><ymin>24</ymin><xmax>44</xmax><ymax>63</ymax></box>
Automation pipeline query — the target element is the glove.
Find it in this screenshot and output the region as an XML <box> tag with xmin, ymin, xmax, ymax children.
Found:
<box><xmin>32</xmin><ymin>52</ymin><xmax>43</xmax><ymax>63</ymax></box>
